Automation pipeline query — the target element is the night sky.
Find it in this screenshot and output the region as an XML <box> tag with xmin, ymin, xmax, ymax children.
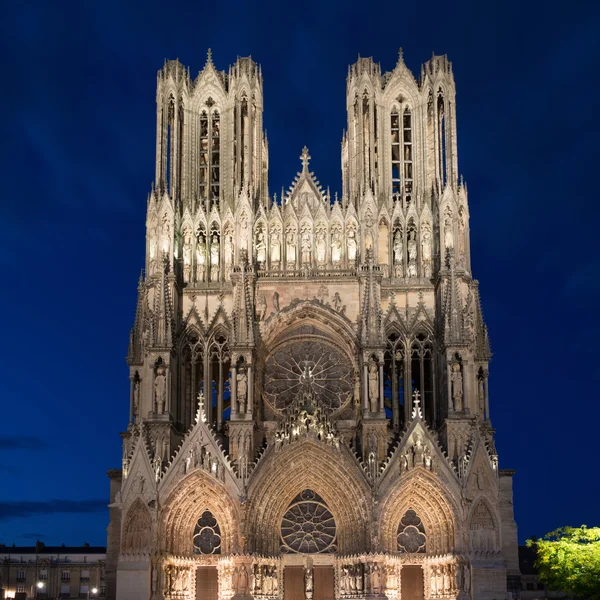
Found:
<box><xmin>1</xmin><ymin>0</ymin><xmax>598</xmax><ymax>547</ymax></box>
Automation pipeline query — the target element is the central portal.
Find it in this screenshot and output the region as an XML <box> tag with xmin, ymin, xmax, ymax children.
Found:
<box><xmin>401</xmin><ymin>565</ymin><xmax>425</xmax><ymax>600</ymax></box>
<box><xmin>314</xmin><ymin>566</ymin><xmax>335</xmax><ymax>600</ymax></box>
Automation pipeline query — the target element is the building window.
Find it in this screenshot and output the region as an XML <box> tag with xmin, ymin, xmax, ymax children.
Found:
<box><xmin>391</xmin><ymin>107</ymin><xmax>413</xmax><ymax>205</ymax></box>
<box><xmin>198</xmin><ymin>107</ymin><xmax>220</xmax><ymax>203</ymax></box>
<box><xmin>62</xmin><ymin>570</ymin><xmax>71</xmax><ymax>581</ymax></box>
<box><xmin>40</xmin><ymin>569</ymin><xmax>48</xmax><ymax>580</ymax></box>
<box><xmin>17</xmin><ymin>569</ymin><xmax>26</xmax><ymax>581</ymax></box>
<box><xmin>193</xmin><ymin>510</ymin><xmax>222</xmax><ymax>555</ymax></box>
<box><xmin>17</xmin><ymin>585</ymin><xmax>25</xmax><ymax>593</ymax></box>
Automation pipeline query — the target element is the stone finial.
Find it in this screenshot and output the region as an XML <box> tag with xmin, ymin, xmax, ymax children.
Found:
<box><xmin>412</xmin><ymin>389</ymin><xmax>423</xmax><ymax>419</ymax></box>
<box><xmin>300</xmin><ymin>146</ymin><xmax>311</xmax><ymax>171</ymax></box>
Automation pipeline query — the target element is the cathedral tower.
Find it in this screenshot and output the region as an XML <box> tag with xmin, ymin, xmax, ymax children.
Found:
<box><xmin>106</xmin><ymin>51</ymin><xmax>520</xmax><ymax>600</ymax></box>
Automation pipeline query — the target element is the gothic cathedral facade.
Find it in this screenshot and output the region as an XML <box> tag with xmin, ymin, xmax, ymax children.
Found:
<box><xmin>106</xmin><ymin>51</ymin><xmax>520</xmax><ymax>600</ymax></box>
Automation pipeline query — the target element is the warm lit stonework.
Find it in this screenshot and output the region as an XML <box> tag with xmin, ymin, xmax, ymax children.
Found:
<box><xmin>106</xmin><ymin>50</ymin><xmax>520</xmax><ymax>600</ymax></box>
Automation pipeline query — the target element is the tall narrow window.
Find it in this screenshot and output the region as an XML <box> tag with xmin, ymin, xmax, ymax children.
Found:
<box><xmin>403</xmin><ymin>108</ymin><xmax>413</xmax><ymax>205</ymax></box>
<box><xmin>211</xmin><ymin>111</ymin><xmax>220</xmax><ymax>202</ymax></box>
<box><xmin>240</xmin><ymin>96</ymin><xmax>248</xmax><ymax>192</ymax></box>
<box><xmin>391</xmin><ymin>110</ymin><xmax>401</xmax><ymax>199</ymax></box>
<box><xmin>198</xmin><ymin>108</ymin><xmax>220</xmax><ymax>205</ymax></box>
<box><xmin>199</xmin><ymin>111</ymin><xmax>208</xmax><ymax>201</ymax></box>
<box><xmin>411</xmin><ymin>332</ymin><xmax>434</xmax><ymax>425</ymax></box>
<box><xmin>165</xmin><ymin>95</ymin><xmax>174</xmax><ymax>192</ymax></box>
<box><xmin>363</xmin><ymin>93</ymin><xmax>370</xmax><ymax>184</ymax></box>
<box><xmin>438</xmin><ymin>91</ymin><xmax>446</xmax><ymax>187</ymax></box>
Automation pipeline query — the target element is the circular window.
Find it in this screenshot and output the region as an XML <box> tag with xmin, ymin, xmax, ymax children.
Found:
<box><xmin>264</xmin><ymin>339</ymin><xmax>353</xmax><ymax>414</ymax></box>
<box><xmin>280</xmin><ymin>490</ymin><xmax>337</xmax><ymax>554</ymax></box>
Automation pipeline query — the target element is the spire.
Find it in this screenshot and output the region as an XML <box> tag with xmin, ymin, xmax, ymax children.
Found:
<box><xmin>443</xmin><ymin>248</ymin><xmax>465</xmax><ymax>345</ymax></box>
<box><xmin>127</xmin><ymin>272</ymin><xmax>146</xmax><ymax>365</ymax></box>
<box><xmin>153</xmin><ymin>258</ymin><xmax>174</xmax><ymax>347</ymax></box>
<box><xmin>300</xmin><ymin>146</ymin><xmax>311</xmax><ymax>172</ymax></box>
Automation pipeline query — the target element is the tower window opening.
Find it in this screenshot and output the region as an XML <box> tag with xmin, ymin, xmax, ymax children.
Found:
<box><xmin>391</xmin><ymin>110</ymin><xmax>401</xmax><ymax>200</ymax></box>
<box><xmin>403</xmin><ymin>108</ymin><xmax>413</xmax><ymax>205</ymax></box>
<box><xmin>199</xmin><ymin>107</ymin><xmax>220</xmax><ymax>205</ymax></box>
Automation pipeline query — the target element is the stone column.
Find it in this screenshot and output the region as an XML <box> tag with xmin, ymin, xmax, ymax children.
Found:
<box><xmin>391</xmin><ymin>360</ymin><xmax>399</xmax><ymax>431</ymax></box>
<box><xmin>217</xmin><ymin>357</ymin><xmax>224</xmax><ymax>430</ymax></box>
<box><xmin>379</xmin><ymin>363</ymin><xmax>385</xmax><ymax>412</ymax></box>
<box><xmin>248</xmin><ymin>365</ymin><xmax>253</xmax><ymax>415</ymax></box>
<box><xmin>128</xmin><ymin>375</ymin><xmax>134</xmax><ymax>423</ymax></box>
<box><xmin>484</xmin><ymin>371</ymin><xmax>490</xmax><ymax>421</ymax></box>
<box><xmin>231</xmin><ymin>365</ymin><xmax>238</xmax><ymax>416</ymax></box>
<box><xmin>363</xmin><ymin>363</ymin><xmax>369</xmax><ymax>411</ymax></box>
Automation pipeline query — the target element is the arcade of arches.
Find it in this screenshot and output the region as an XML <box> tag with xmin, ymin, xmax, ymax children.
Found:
<box><xmin>107</xmin><ymin>50</ymin><xmax>520</xmax><ymax>600</ymax></box>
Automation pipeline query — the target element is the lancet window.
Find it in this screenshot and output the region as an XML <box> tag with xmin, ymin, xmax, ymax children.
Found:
<box><xmin>198</xmin><ymin>105</ymin><xmax>221</xmax><ymax>205</ymax></box>
<box><xmin>207</xmin><ymin>331</ymin><xmax>231</xmax><ymax>430</ymax></box>
<box><xmin>410</xmin><ymin>332</ymin><xmax>435</xmax><ymax>425</ymax></box>
<box><xmin>397</xmin><ymin>510</ymin><xmax>427</xmax><ymax>553</ymax></box>
<box><xmin>193</xmin><ymin>510</ymin><xmax>222</xmax><ymax>555</ymax></box>
<box><xmin>391</xmin><ymin>106</ymin><xmax>413</xmax><ymax>206</ymax></box>
<box><xmin>437</xmin><ymin>90</ymin><xmax>446</xmax><ymax>187</ymax></box>
<box><xmin>280</xmin><ymin>490</ymin><xmax>337</xmax><ymax>554</ymax></box>
<box><xmin>384</xmin><ymin>332</ymin><xmax>406</xmax><ymax>431</ymax></box>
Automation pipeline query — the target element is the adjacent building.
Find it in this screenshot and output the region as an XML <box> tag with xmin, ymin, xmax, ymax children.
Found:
<box><xmin>106</xmin><ymin>50</ymin><xmax>520</xmax><ymax>599</ymax></box>
<box><xmin>0</xmin><ymin>545</ymin><xmax>105</xmax><ymax>599</ymax></box>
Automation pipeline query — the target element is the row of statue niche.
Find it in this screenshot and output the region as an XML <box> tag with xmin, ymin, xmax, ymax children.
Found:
<box><xmin>392</xmin><ymin>226</ymin><xmax>432</xmax><ymax>279</ymax></box>
<box><xmin>164</xmin><ymin>564</ymin><xmax>192</xmax><ymax>595</ymax></box>
<box><xmin>430</xmin><ymin>563</ymin><xmax>470</xmax><ymax>595</ymax></box>
<box><xmin>443</xmin><ymin>207</ymin><xmax>468</xmax><ymax>261</ymax></box>
<box><xmin>255</xmin><ymin>227</ymin><xmax>357</xmax><ymax>268</ymax></box>
<box><xmin>183</xmin><ymin>442</ymin><xmax>226</xmax><ymax>481</ymax></box>
<box><xmin>255</xmin><ymin>289</ymin><xmax>345</xmax><ymax>322</ymax></box>
<box><xmin>339</xmin><ymin>564</ymin><xmax>364</xmax><ymax>594</ymax></box>
<box><xmin>253</xmin><ymin>564</ymin><xmax>279</xmax><ymax>596</ymax></box>
<box><xmin>147</xmin><ymin>217</ymin><xmax>171</xmax><ymax>274</ymax></box>
<box><xmin>182</xmin><ymin>229</ymin><xmax>224</xmax><ymax>283</ymax></box>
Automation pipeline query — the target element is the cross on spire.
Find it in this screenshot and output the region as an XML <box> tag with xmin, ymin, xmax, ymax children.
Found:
<box><xmin>411</xmin><ymin>389</ymin><xmax>423</xmax><ymax>419</ymax></box>
<box><xmin>300</xmin><ymin>146</ymin><xmax>311</xmax><ymax>171</ymax></box>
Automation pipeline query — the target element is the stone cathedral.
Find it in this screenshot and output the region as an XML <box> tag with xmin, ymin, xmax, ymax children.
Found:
<box><xmin>106</xmin><ymin>50</ymin><xmax>520</xmax><ymax>600</ymax></box>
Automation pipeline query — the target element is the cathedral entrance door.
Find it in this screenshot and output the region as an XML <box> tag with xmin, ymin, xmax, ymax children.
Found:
<box><xmin>283</xmin><ymin>566</ymin><xmax>305</xmax><ymax>600</ymax></box>
<box><xmin>313</xmin><ymin>566</ymin><xmax>335</xmax><ymax>600</ymax></box>
<box><xmin>401</xmin><ymin>565</ymin><xmax>424</xmax><ymax>600</ymax></box>
<box><xmin>195</xmin><ymin>566</ymin><xmax>218</xmax><ymax>600</ymax></box>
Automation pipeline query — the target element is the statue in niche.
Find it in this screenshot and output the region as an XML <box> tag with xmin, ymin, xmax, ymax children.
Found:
<box><xmin>239</xmin><ymin>213</ymin><xmax>249</xmax><ymax>254</ymax></box>
<box><xmin>273</xmin><ymin>291</ymin><xmax>280</xmax><ymax>313</ymax></box>
<box><xmin>256</xmin><ymin>231</ymin><xmax>266</xmax><ymax>266</ymax></box>
<box><xmin>331</xmin><ymin>231</ymin><xmax>342</xmax><ymax>264</ymax></box>
<box><xmin>196</xmin><ymin>232</ymin><xmax>207</xmax><ymax>282</ymax></box>
<box><xmin>430</xmin><ymin>566</ymin><xmax>438</xmax><ymax>595</ymax></box>
<box><xmin>224</xmin><ymin>231</ymin><xmax>234</xmax><ymax>271</ymax></box>
<box><xmin>286</xmin><ymin>230</ymin><xmax>296</xmax><ymax>265</ymax></box>
<box><xmin>152</xmin><ymin>456</ymin><xmax>162</xmax><ymax>482</ymax></box>
<box><xmin>463</xmin><ymin>564</ymin><xmax>470</xmax><ymax>592</ymax></box>
<box><xmin>132</xmin><ymin>378</ymin><xmax>140</xmax><ymax>416</ymax></box>
<box><xmin>316</xmin><ymin>230</ymin><xmax>326</xmax><ymax>264</ymax></box>
<box><xmin>210</xmin><ymin>235</ymin><xmax>220</xmax><ymax>280</ymax></box>
<box><xmin>444</xmin><ymin>216</ymin><xmax>454</xmax><ymax>249</ymax></box>
<box><xmin>301</xmin><ymin>231</ymin><xmax>311</xmax><ymax>264</ymax></box>
<box><xmin>256</xmin><ymin>295</ymin><xmax>267</xmax><ymax>321</ymax></box>
<box><xmin>237</xmin><ymin>367</ymin><xmax>248</xmax><ymax>413</ymax></box>
<box><xmin>154</xmin><ymin>366</ymin><xmax>166</xmax><ymax>413</ymax></box>
<box><xmin>407</xmin><ymin>229</ymin><xmax>418</xmax><ymax>278</ymax></box>
<box><xmin>161</xmin><ymin>218</ymin><xmax>170</xmax><ymax>255</ymax></box>
<box><xmin>443</xmin><ymin>565</ymin><xmax>450</xmax><ymax>593</ymax></box>
<box><xmin>451</xmin><ymin>363</ymin><xmax>463</xmax><ymax>410</ymax></box>
<box><xmin>304</xmin><ymin>567</ymin><xmax>313</xmax><ymax>599</ymax></box>
<box><xmin>368</xmin><ymin>359</ymin><xmax>379</xmax><ymax>412</ymax></box>
<box><xmin>270</xmin><ymin>231</ymin><xmax>281</xmax><ymax>264</ymax></box>
<box><xmin>458</xmin><ymin>210</ymin><xmax>466</xmax><ymax>259</ymax></box>
<box><xmin>347</xmin><ymin>229</ymin><xmax>357</xmax><ymax>262</ymax></box>
<box><xmin>422</xmin><ymin>227</ymin><xmax>432</xmax><ymax>278</ymax></box>
<box><xmin>393</xmin><ymin>229</ymin><xmax>403</xmax><ymax>276</ymax></box>
<box><xmin>182</xmin><ymin>232</ymin><xmax>192</xmax><ymax>279</ymax></box>
<box><xmin>478</xmin><ymin>373</ymin><xmax>485</xmax><ymax>413</ymax></box>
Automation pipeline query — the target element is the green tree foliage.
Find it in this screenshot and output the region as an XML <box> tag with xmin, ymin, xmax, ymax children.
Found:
<box><xmin>527</xmin><ymin>526</ymin><xmax>600</xmax><ymax>599</ymax></box>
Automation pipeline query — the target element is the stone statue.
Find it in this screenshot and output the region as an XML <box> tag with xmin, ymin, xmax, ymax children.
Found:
<box><xmin>332</xmin><ymin>292</ymin><xmax>342</xmax><ymax>312</ymax></box>
<box><xmin>257</xmin><ymin>295</ymin><xmax>267</xmax><ymax>321</ymax></box>
<box><xmin>132</xmin><ymin>378</ymin><xmax>140</xmax><ymax>416</ymax></box>
<box><xmin>161</xmin><ymin>219</ymin><xmax>170</xmax><ymax>255</ymax></box>
<box><xmin>407</xmin><ymin>229</ymin><xmax>417</xmax><ymax>278</ymax></box>
<box><xmin>256</xmin><ymin>231</ymin><xmax>266</xmax><ymax>266</ymax></box>
<box><xmin>210</xmin><ymin>235</ymin><xmax>220</xmax><ymax>279</ymax></box>
<box><xmin>196</xmin><ymin>234</ymin><xmax>207</xmax><ymax>282</ymax></box>
<box><xmin>273</xmin><ymin>291</ymin><xmax>280</xmax><ymax>313</ymax></box>
<box><xmin>225</xmin><ymin>231</ymin><xmax>234</xmax><ymax>266</ymax></box>
<box><xmin>430</xmin><ymin>566</ymin><xmax>438</xmax><ymax>595</ymax></box>
<box><xmin>393</xmin><ymin>229</ymin><xmax>403</xmax><ymax>276</ymax></box>
<box><xmin>286</xmin><ymin>230</ymin><xmax>296</xmax><ymax>265</ymax></box>
<box><xmin>271</xmin><ymin>231</ymin><xmax>281</xmax><ymax>264</ymax></box>
<box><xmin>458</xmin><ymin>212</ymin><xmax>466</xmax><ymax>258</ymax></box>
<box><xmin>463</xmin><ymin>563</ymin><xmax>471</xmax><ymax>592</ymax></box>
<box><xmin>444</xmin><ymin>216</ymin><xmax>454</xmax><ymax>249</ymax></box>
<box><xmin>347</xmin><ymin>229</ymin><xmax>357</xmax><ymax>262</ymax></box>
<box><xmin>183</xmin><ymin>236</ymin><xmax>192</xmax><ymax>266</ymax></box>
<box><xmin>304</xmin><ymin>566</ymin><xmax>313</xmax><ymax>598</ymax></box>
<box><xmin>152</xmin><ymin>456</ymin><xmax>162</xmax><ymax>482</ymax></box>
<box><xmin>301</xmin><ymin>231</ymin><xmax>311</xmax><ymax>264</ymax></box>
<box><xmin>237</xmin><ymin>368</ymin><xmax>248</xmax><ymax>413</ymax></box>
<box><xmin>451</xmin><ymin>363</ymin><xmax>463</xmax><ymax>410</ymax></box>
<box><xmin>154</xmin><ymin>366</ymin><xmax>166</xmax><ymax>413</ymax></box>
<box><xmin>316</xmin><ymin>230</ymin><xmax>326</xmax><ymax>264</ymax></box>
<box><xmin>422</xmin><ymin>228</ymin><xmax>432</xmax><ymax>278</ymax></box>
<box><xmin>368</xmin><ymin>360</ymin><xmax>379</xmax><ymax>412</ymax></box>
<box><xmin>331</xmin><ymin>231</ymin><xmax>342</xmax><ymax>264</ymax></box>
<box><xmin>443</xmin><ymin>565</ymin><xmax>450</xmax><ymax>593</ymax></box>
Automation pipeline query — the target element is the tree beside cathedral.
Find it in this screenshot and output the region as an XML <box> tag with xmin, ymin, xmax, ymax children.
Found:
<box><xmin>105</xmin><ymin>50</ymin><xmax>521</xmax><ymax>600</ymax></box>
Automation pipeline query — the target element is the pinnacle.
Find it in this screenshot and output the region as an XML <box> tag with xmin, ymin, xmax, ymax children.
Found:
<box><xmin>300</xmin><ymin>146</ymin><xmax>311</xmax><ymax>171</ymax></box>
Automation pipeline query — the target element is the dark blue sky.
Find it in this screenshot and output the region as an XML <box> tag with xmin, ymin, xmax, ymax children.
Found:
<box><xmin>1</xmin><ymin>0</ymin><xmax>598</xmax><ymax>546</ymax></box>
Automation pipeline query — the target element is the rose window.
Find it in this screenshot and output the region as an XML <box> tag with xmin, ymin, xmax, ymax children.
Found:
<box><xmin>263</xmin><ymin>339</ymin><xmax>353</xmax><ymax>414</ymax></box>
<box><xmin>193</xmin><ymin>510</ymin><xmax>221</xmax><ymax>555</ymax></box>
<box><xmin>280</xmin><ymin>490</ymin><xmax>337</xmax><ymax>554</ymax></box>
<box><xmin>397</xmin><ymin>509</ymin><xmax>426</xmax><ymax>553</ymax></box>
